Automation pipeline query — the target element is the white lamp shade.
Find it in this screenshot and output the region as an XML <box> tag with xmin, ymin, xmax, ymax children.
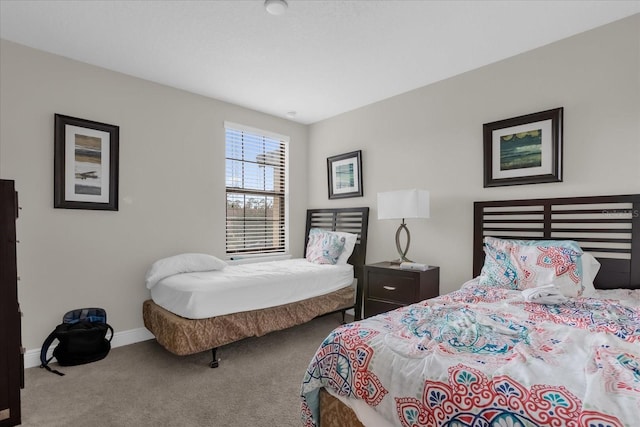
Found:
<box><xmin>377</xmin><ymin>189</ymin><xmax>430</xmax><ymax>220</ymax></box>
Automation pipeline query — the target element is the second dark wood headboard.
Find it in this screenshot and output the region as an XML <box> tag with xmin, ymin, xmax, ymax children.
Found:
<box><xmin>473</xmin><ymin>194</ymin><xmax>640</xmax><ymax>290</ymax></box>
<box><xmin>304</xmin><ymin>207</ymin><xmax>370</xmax><ymax>318</ymax></box>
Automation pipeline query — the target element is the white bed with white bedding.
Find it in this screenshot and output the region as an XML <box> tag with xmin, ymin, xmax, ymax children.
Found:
<box><xmin>148</xmin><ymin>258</ymin><xmax>354</xmax><ymax>319</ymax></box>
<box><xmin>142</xmin><ymin>207</ymin><xmax>370</xmax><ymax>367</ymax></box>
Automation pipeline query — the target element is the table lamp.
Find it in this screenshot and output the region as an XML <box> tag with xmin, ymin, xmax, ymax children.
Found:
<box><xmin>377</xmin><ymin>189</ymin><xmax>430</xmax><ymax>263</ymax></box>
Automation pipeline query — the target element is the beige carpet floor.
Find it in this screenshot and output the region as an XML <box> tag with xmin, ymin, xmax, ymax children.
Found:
<box><xmin>20</xmin><ymin>313</ymin><xmax>347</xmax><ymax>427</ymax></box>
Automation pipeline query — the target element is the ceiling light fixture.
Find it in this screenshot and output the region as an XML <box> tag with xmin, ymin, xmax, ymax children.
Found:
<box><xmin>265</xmin><ymin>0</ymin><xmax>288</xmax><ymax>16</ymax></box>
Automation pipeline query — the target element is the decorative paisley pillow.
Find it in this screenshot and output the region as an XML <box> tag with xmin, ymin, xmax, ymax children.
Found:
<box><xmin>479</xmin><ymin>237</ymin><xmax>584</xmax><ymax>297</ymax></box>
<box><xmin>305</xmin><ymin>229</ymin><xmax>346</xmax><ymax>265</ymax></box>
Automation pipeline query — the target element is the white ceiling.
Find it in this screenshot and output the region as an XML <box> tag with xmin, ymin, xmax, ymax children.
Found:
<box><xmin>1</xmin><ymin>1</ymin><xmax>639</xmax><ymax>124</ymax></box>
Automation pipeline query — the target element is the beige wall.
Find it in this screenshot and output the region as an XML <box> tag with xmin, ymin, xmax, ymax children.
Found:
<box><xmin>1</xmin><ymin>15</ymin><xmax>638</xmax><ymax>353</ymax></box>
<box><xmin>0</xmin><ymin>40</ymin><xmax>308</xmax><ymax>350</ymax></box>
<box><xmin>307</xmin><ymin>15</ymin><xmax>640</xmax><ymax>294</ymax></box>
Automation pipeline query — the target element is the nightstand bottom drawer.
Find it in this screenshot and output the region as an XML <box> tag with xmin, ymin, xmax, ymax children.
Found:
<box><xmin>364</xmin><ymin>299</ymin><xmax>404</xmax><ymax>318</ymax></box>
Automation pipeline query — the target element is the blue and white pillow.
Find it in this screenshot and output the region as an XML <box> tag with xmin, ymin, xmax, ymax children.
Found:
<box><xmin>305</xmin><ymin>228</ymin><xmax>347</xmax><ymax>265</ymax></box>
<box><xmin>479</xmin><ymin>237</ymin><xmax>584</xmax><ymax>297</ymax></box>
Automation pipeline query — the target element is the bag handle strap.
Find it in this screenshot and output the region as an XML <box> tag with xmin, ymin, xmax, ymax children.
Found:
<box><xmin>40</xmin><ymin>329</ymin><xmax>64</xmax><ymax>376</ymax></box>
<box><xmin>106</xmin><ymin>324</ymin><xmax>114</xmax><ymax>343</ymax></box>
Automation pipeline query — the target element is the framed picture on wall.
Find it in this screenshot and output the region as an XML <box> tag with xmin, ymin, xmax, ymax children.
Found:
<box><xmin>54</xmin><ymin>114</ymin><xmax>119</xmax><ymax>210</ymax></box>
<box><xmin>327</xmin><ymin>150</ymin><xmax>363</xmax><ymax>199</ymax></box>
<box><xmin>483</xmin><ymin>107</ymin><xmax>563</xmax><ymax>187</ymax></box>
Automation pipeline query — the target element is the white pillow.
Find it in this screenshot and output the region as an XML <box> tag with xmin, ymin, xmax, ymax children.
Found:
<box><xmin>580</xmin><ymin>252</ymin><xmax>601</xmax><ymax>297</ymax></box>
<box><xmin>332</xmin><ymin>231</ymin><xmax>358</xmax><ymax>265</ymax></box>
<box><xmin>145</xmin><ymin>253</ymin><xmax>227</xmax><ymax>289</ymax></box>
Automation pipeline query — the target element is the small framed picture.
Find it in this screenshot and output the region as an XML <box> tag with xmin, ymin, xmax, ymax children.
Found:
<box><xmin>54</xmin><ymin>114</ymin><xmax>119</xmax><ymax>210</ymax></box>
<box><xmin>327</xmin><ymin>150</ymin><xmax>363</xmax><ymax>199</ymax></box>
<box><xmin>483</xmin><ymin>108</ymin><xmax>563</xmax><ymax>187</ymax></box>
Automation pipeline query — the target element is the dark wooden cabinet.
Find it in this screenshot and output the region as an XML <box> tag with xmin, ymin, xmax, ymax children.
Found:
<box><xmin>1</xmin><ymin>180</ymin><xmax>22</xmax><ymax>427</ymax></box>
<box><xmin>363</xmin><ymin>262</ymin><xmax>439</xmax><ymax>318</ymax></box>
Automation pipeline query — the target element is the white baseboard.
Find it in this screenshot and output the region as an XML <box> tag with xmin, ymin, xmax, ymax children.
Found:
<box><xmin>24</xmin><ymin>327</ymin><xmax>155</xmax><ymax>369</ymax></box>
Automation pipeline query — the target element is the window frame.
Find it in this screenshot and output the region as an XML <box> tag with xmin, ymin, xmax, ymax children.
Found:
<box><xmin>224</xmin><ymin>121</ymin><xmax>289</xmax><ymax>257</ymax></box>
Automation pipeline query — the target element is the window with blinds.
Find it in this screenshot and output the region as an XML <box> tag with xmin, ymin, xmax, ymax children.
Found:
<box><xmin>224</xmin><ymin>122</ymin><xmax>288</xmax><ymax>255</ymax></box>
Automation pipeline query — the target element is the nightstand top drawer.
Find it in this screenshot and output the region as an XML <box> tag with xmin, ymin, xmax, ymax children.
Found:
<box><xmin>365</xmin><ymin>261</ymin><xmax>439</xmax><ymax>273</ymax></box>
<box><xmin>367</xmin><ymin>271</ymin><xmax>418</xmax><ymax>304</ymax></box>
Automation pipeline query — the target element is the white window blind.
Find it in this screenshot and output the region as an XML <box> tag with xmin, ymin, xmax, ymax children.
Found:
<box><xmin>224</xmin><ymin>122</ymin><xmax>289</xmax><ymax>255</ymax></box>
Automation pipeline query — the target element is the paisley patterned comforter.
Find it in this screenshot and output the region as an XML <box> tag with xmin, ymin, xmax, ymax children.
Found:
<box><xmin>301</xmin><ymin>284</ymin><xmax>640</xmax><ymax>427</ymax></box>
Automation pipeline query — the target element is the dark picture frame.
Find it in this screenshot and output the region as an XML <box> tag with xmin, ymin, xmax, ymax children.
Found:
<box><xmin>483</xmin><ymin>107</ymin><xmax>563</xmax><ymax>187</ymax></box>
<box><xmin>327</xmin><ymin>150</ymin><xmax>363</xmax><ymax>199</ymax></box>
<box><xmin>54</xmin><ymin>114</ymin><xmax>119</xmax><ymax>210</ymax></box>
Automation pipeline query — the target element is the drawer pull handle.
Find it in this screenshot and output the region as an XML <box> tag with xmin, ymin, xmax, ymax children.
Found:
<box><xmin>383</xmin><ymin>285</ymin><xmax>396</xmax><ymax>291</ymax></box>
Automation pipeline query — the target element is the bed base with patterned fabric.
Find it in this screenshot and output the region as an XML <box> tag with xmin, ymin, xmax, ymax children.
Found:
<box><xmin>319</xmin><ymin>389</ymin><xmax>364</xmax><ymax>427</ymax></box>
<box><xmin>143</xmin><ymin>286</ymin><xmax>354</xmax><ymax>367</ymax></box>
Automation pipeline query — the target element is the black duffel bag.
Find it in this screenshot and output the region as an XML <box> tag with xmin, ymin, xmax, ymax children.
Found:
<box><xmin>40</xmin><ymin>308</ymin><xmax>114</xmax><ymax>376</ymax></box>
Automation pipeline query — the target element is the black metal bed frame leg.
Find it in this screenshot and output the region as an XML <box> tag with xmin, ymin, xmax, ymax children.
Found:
<box><xmin>209</xmin><ymin>348</ymin><xmax>219</xmax><ymax>368</ymax></box>
<box><xmin>341</xmin><ymin>309</ymin><xmax>346</xmax><ymax>324</ymax></box>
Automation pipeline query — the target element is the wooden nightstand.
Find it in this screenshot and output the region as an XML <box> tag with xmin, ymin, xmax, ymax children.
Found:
<box><xmin>363</xmin><ymin>261</ymin><xmax>440</xmax><ymax>318</ymax></box>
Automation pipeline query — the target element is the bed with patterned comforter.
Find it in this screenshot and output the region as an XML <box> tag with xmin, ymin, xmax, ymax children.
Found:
<box><xmin>301</xmin><ymin>283</ymin><xmax>640</xmax><ymax>427</ymax></box>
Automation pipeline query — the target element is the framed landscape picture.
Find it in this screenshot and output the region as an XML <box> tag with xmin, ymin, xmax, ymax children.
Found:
<box><xmin>483</xmin><ymin>108</ymin><xmax>563</xmax><ymax>187</ymax></box>
<box><xmin>327</xmin><ymin>150</ymin><xmax>363</xmax><ymax>199</ymax></box>
<box><xmin>54</xmin><ymin>114</ymin><xmax>119</xmax><ymax>210</ymax></box>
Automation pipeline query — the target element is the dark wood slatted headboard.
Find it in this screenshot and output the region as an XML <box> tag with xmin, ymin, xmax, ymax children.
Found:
<box><xmin>305</xmin><ymin>207</ymin><xmax>370</xmax><ymax>318</ymax></box>
<box><xmin>473</xmin><ymin>194</ymin><xmax>640</xmax><ymax>289</ymax></box>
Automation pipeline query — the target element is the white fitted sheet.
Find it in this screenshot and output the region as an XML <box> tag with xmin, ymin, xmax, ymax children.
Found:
<box><xmin>150</xmin><ymin>258</ymin><xmax>354</xmax><ymax>319</ymax></box>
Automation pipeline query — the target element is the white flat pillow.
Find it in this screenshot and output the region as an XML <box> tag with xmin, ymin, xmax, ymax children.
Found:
<box><xmin>145</xmin><ymin>253</ymin><xmax>227</xmax><ymax>289</ymax></box>
<box><xmin>333</xmin><ymin>231</ymin><xmax>358</xmax><ymax>265</ymax></box>
<box><xmin>580</xmin><ymin>252</ymin><xmax>601</xmax><ymax>297</ymax></box>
